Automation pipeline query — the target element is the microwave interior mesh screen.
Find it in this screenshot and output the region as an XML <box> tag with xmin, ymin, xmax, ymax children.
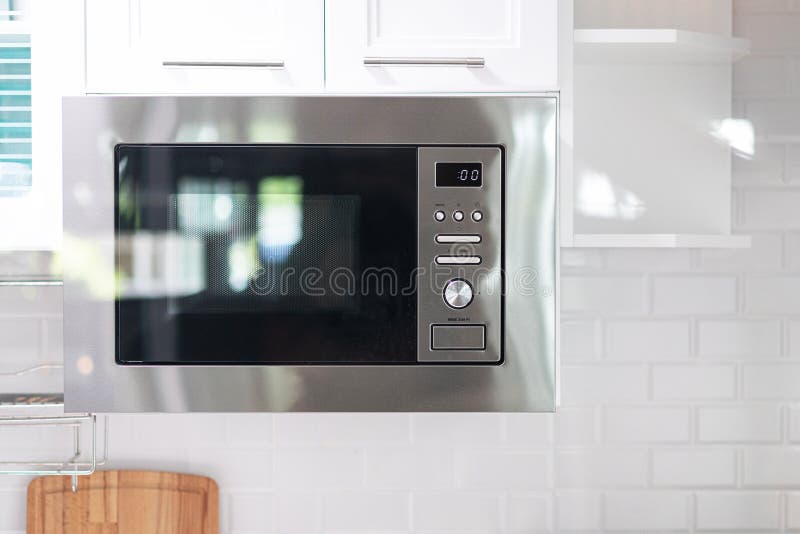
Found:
<box><xmin>166</xmin><ymin>193</ymin><xmax>361</xmax><ymax>314</ymax></box>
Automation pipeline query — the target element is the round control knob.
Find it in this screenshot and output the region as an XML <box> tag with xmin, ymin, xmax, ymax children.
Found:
<box><xmin>434</xmin><ymin>210</ymin><xmax>446</xmax><ymax>222</ymax></box>
<box><xmin>443</xmin><ymin>279</ymin><xmax>474</xmax><ymax>309</ymax></box>
<box><xmin>471</xmin><ymin>210</ymin><xmax>483</xmax><ymax>222</ymax></box>
<box><xmin>453</xmin><ymin>210</ymin><xmax>465</xmax><ymax>222</ymax></box>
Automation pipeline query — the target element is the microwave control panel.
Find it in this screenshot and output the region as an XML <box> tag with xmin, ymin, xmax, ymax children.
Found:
<box><xmin>417</xmin><ymin>147</ymin><xmax>502</xmax><ymax>363</ymax></box>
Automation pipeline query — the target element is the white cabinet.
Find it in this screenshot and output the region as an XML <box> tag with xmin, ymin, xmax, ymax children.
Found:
<box><xmin>85</xmin><ymin>0</ymin><xmax>324</xmax><ymax>93</ymax></box>
<box><xmin>85</xmin><ymin>0</ymin><xmax>560</xmax><ymax>94</ymax></box>
<box><xmin>561</xmin><ymin>0</ymin><xmax>751</xmax><ymax>248</ymax></box>
<box><xmin>325</xmin><ymin>0</ymin><xmax>559</xmax><ymax>92</ymax></box>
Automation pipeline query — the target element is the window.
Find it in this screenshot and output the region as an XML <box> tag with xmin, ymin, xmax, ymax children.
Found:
<box><xmin>0</xmin><ymin>0</ymin><xmax>82</xmax><ymax>250</ymax></box>
<box><xmin>0</xmin><ymin>30</ymin><xmax>31</xmax><ymax>194</ymax></box>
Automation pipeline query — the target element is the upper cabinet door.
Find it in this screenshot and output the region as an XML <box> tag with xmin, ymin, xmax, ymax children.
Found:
<box><xmin>325</xmin><ymin>0</ymin><xmax>558</xmax><ymax>92</ymax></box>
<box><xmin>86</xmin><ymin>0</ymin><xmax>324</xmax><ymax>93</ymax></box>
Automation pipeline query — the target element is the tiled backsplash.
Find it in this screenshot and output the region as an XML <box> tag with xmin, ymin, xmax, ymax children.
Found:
<box><xmin>3</xmin><ymin>2</ymin><xmax>800</xmax><ymax>532</ymax></box>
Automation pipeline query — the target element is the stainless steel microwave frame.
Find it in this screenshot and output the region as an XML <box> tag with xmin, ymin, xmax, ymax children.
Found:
<box><xmin>62</xmin><ymin>95</ymin><xmax>558</xmax><ymax>412</ymax></box>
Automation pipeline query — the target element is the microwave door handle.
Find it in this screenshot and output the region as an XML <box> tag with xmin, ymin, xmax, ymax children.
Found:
<box><xmin>162</xmin><ymin>60</ymin><xmax>285</xmax><ymax>68</ymax></box>
<box><xmin>363</xmin><ymin>56</ymin><xmax>485</xmax><ymax>68</ymax></box>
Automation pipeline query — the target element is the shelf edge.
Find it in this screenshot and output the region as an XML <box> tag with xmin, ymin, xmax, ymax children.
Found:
<box><xmin>569</xmin><ymin>233</ymin><xmax>752</xmax><ymax>249</ymax></box>
<box><xmin>574</xmin><ymin>28</ymin><xmax>751</xmax><ymax>64</ymax></box>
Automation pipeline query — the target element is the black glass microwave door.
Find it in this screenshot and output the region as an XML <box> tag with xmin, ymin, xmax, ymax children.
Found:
<box><xmin>116</xmin><ymin>145</ymin><xmax>418</xmax><ymax>364</ymax></box>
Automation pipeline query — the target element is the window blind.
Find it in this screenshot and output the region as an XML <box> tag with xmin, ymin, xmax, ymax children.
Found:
<box><xmin>0</xmin><ymin>5</ymin><xmax>30</xmax><ymax>194</ymax></box>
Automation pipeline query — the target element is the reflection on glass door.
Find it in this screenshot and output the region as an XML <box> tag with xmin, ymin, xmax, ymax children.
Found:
<box><xmin>116</xmin><ymin>145</ymin><xmax>417</xmax><ymax>365</ymax></box>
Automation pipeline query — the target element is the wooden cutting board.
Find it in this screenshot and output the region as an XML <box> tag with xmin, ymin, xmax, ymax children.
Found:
<box><xmin>27</xmin><ymin>470</ymin><xmax>218</xmax><ymax>534</ymax></box>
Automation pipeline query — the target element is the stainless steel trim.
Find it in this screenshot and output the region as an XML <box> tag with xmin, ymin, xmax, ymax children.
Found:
<box><xmin>434</xmin><ymin>256</ymin><xmax>481</xmax><ymax>265</ymax></box>
<box><xmin>162</xmin><ymin>60</ymin><xmax>285</xmax><ymax>68</ymax></box>
<box><xmin>62</xmin><ymin>95</ymin><xmax>557</xmax><ymax>412</ymax></box>
<box><xmin>363</xmin><ymin>57</ymin><xmax>485</xmax><ymax>67</ymax></box>
<box><xmin>435</xmin><ymin>234</ymin><xmax>482</xmax><ymax>244</ymax></box>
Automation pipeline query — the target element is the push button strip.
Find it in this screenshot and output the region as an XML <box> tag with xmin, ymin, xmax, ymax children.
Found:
<box><xmin>417</xmin><ymin>147</ymin><xmax>502</xmax><ymax>363</ymax></box>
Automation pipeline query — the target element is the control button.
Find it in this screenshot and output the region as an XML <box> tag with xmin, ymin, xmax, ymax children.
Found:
<box><xmin>431</xmin><ymin>324</ymin><xmax>485</xmax><ymax>350</ymax></box>
<box><xmin>434</xmin><ymin>210</ymin><xmax>446</xmax><ymax>222</ymax></box>
<box><xmin>443</xmin><ymin>279</ymin><xmax>474</xmax><ymax>309</ymax></box>
<box><xmin>435</xmin><ymin>234</ymin><xmax>482</xmax><ymax>244</ymax></box>
<box><xmin>453</xmin><ymin>210</ymin><xmax>464</xmax><ymax>222</ymax></box>
<box><xmin>471</xmin><ymin>210</ymin><xmax>483</xmax><ymax>222</ymax></box>
<box><xmin>435</xmin><ymin>256</ymin><xmax>481</xmax><ymax>265</ymax></box>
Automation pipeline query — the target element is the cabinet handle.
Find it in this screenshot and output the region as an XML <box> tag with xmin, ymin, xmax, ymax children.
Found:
<box><xmin>363</xmin><ymin>57</ymin><xmax>485</xmax><ymax>68</ymax></box>
<box><xmin>162</xmin><ymin>60</ymin><xmax>285</xmax><ymax>68</ymax></box>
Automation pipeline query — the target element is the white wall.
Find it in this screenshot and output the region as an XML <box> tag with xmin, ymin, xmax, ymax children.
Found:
<box><xmin>2</xmin><ymin>1</ymin><xmax>800</xmax><ymax>532</ymax></box>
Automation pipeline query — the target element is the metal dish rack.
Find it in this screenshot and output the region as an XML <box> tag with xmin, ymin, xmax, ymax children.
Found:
<box><xmin>0</xmin><ymin>279</ymin><xmax>108</xmax><ymax>492</ymax></box>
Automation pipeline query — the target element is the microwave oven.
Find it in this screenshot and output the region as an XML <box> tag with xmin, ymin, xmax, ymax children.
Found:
<box><xmin>62</xmin><ymin>95</ymin><xmax>557</xmax><ymax>412</ymax></box>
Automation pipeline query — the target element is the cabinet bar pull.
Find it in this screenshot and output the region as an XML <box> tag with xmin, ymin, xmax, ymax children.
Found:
<box><xmin>363</xmin><ymin>57</ymin><xmax>485</xmax><ymax>68</ymax></box>
<box><xmin>162</xmin><ymin>60</ymin><xmax>285</xmax><ymax>68</ymax></box>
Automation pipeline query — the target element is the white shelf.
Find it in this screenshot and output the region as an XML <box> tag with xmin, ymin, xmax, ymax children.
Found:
<box><xmin>572</xmin><ymin>233</ymin><xmax>752</xmax><ymax>249</ymax></box>
<box><xmin>574</xmin><ymin>29</ymin><xmax>750</xmax><ymax>64</ymax></box>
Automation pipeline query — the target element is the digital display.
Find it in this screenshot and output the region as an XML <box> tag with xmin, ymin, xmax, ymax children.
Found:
<box><xmin>436</xmin><ymin>162</ymin><xmax>483</xmax><ymax>187</ymax></box>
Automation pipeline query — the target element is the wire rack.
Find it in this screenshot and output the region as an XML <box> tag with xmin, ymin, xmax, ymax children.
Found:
<box><xmin>0</xmin><ymin>277</ymin><xmax>107</xmax><ymax>491</ymax></box>
<box><xmin>0</xmin><ymin>408</ymin><xmax>109</xmax><ymax>491</ymax></box>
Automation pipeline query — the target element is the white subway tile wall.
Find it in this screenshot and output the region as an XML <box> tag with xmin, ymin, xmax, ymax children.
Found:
<box><xmin>1</xmin><ymin>2</ymin><xmax>799</xmax><ymax>532</ymax></box>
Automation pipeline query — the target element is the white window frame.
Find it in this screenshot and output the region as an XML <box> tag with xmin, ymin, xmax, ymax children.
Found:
<box><xmin>0</xmin><ymin>0</ymin><xmax>83</xmax><ymax>251</ymax></box>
